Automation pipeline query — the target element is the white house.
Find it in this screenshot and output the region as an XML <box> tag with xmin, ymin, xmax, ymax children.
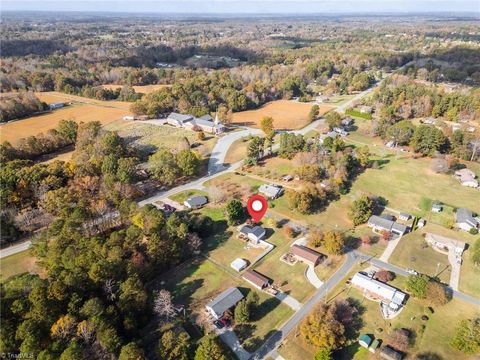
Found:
<box><xmin>239</xmin><ymin>225</ymin><xmax>266</xmax><ymax>244</ymax></box>
<box><xmin>424</xmin><ymin>233</ymin><xmax>466</xmax><ymax>256</ymax></box>
<box><xmin>184</xmin><ymin>196</ymin><xmax>208</xmax><ymax>209</ymax></box>
<box><xmin>205</xmin><ymin>287</ymin><xmax>244</xmax><ymax>319</ymax></box>
<box><xmin>455</xmin><ymin>208</ymin><xmax>479</xmax><ymax>232</ymax></box>
<box><xmin>454</xmin><ymin>168</ymin><xmax>479</xmax><ymax>188</ymax></box>
<box><xmin>351</xmin><ymin>272</ymin><xmax>406</xmax><ymax>310</ymax></box>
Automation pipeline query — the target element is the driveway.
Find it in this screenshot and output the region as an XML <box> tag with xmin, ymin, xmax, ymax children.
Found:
<box><xmin>275</xmin><ymin>292</ymin><xmax>302</xmax><ymax>311</ymax></box>
<box><xmin>378</xmin><ymin>234</ymin><xmax>402</xmax><ymax>262</ymax></box>
<box><xmin>305</xmin><ymin>265</ymin><xmax>323</xmax><ymax>288</ymax></box>
<box><xmin>447</xmin><ymin>249</ymin><xmax>461</xmax><ymax>291</ymax></box>
<box><xmin>0</xmin><ymin>240</ymin><xmax>32</xmax><ymax>259</ymax></box>
<box><xmin>218</xmin><ymin>328</ymin><xmax>251</xmax><ymax>360</ymax></box>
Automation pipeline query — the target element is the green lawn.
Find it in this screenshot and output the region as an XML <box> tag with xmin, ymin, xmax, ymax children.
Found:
<box><xmin>389</xmin><ymin>226</ymin><xmax>452</xmax><ymax>284</ymax></box>
<box><xmin>345</xmin><ymin>225</ymin><xmax>388</xmax><ymax>258</ymax></box>
<box><xmin>0</xmin><ymin>250</ymin><xmax>38</xmax><ymax>281</ymax></box>
<box><xmin>169</xmin><ymin>189</ymin><xmax>209</xmax><ymax>204</ymax></box>
<box><xmin>252</xmin><ymin>232</ymin><xmax>317</xmax><ymax>303</ymax></box>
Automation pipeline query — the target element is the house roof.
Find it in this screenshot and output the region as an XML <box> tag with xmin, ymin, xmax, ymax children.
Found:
<box><xmin>193</xmin><ymin>118</ymin><xmax>215</xmax><ymax>128</ymax></box>
<box><xmin>456</xmin><ymin>208</ymin><xmax>478</xmax><ymax>227</ymax></box>
<box><xmin>352</xmin><ymin>273</ymin><xmax>406</xmax><ymax>305</ymax></box>
<box><xmin>239</xmin><ymin>225</ymin><xmax>266</xmax><ymax>239</ymax></box>
<box><xmin>206</xmin><ymin>287</ymin><xmax>244</xmax><ymax>318</ymax></box>
<box><xmin>380</xmin><ymin>346</ymin><xmax>403</xmax><ymax>360</ymax></box>
<box><xmin>391</xmin><ymin>222</ymin><xmax>408</xmax><ymax>234</ymax></box>
<box><xmin>359</xmin><ymin>334</ymin><xmax>373</xmax><ymax>345</ymax></box>
<box><xmin>167</xmin><ymin>112</ymin><xmax>193</xmax><ymax>122</ymax></box>
<box><xmin>230</xmin><ymin>258</ymin><xmax>248</xmax><ymax>271</ymax></box>
<box><xmin>259</xmin><ymin>184</ymin><xmax>283</xmax><ymax>197</ymax></box>
<box><xmin>368</xmin><ymin>215</ymin><xmax>394</xmax><ymax>230</ymax></box>
<box><xmin>432</xmin><ymin>203</ymin><xmax>442</xmax><ymax>209</ymax></box>
<box><xmin>242</xmin><ymin>270</ymin><xmax>270</xmax><ymax>288</ymax></box>
<box><xmin>185</xmin><ymin>196</ymin><xmax>208</xmax><ymax>207</ymax></box>
<box><xmin>381</xmin><ymin>213</ymin><xmax>395</xmax><ymax>221</ymax></box>
<box><xmin>455</xmin><ymin>168</ymin><xmax>477</xmax><ymax>184</ymax></box>
<box><xmin>425</xmin><ymin>233</ymin><xmax>466</xmax><ymax>251</ymax></box>
<box><xmin>399</xmin><ymin>212</ymin><xmax>410</xmax><ymax>218</ymax></box>
<box><xmin>198</xmin><ymin>114</ymin><xmax>213</xmax><ymax>121</ymax></box>
<box><xmin>291</xmin><ymin>244</ymin><xmax>323</xmax><ymax>263</ymax></box>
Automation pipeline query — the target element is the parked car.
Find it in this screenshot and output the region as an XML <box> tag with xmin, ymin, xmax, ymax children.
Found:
<box><xmin>220</xmin><ymin>318</ymin><xmax>230</xmax><ymax>328</ymax></box>
<box><xmin>162</xmin><ymin>204</ymin><xmax>176</xmax><ymax>214</ymax></box>
<box><xmin>213</xmin><ymin>320</ymin><xmax>224</xmax><ymax>329</ymax></box>
<box><xmin>406</xmin><ymin>268</ymin><xmax>418</xmax><ymax>275</ymax></box>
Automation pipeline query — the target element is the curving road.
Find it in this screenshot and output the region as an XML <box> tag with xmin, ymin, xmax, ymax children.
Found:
<box><xmin>0</xmin><ymin>240</ymin><xmax>32</xmax><ymax>259</ymax></box>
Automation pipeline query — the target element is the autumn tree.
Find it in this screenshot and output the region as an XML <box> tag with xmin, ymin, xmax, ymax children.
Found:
<box><xmin>375</xmin><ymin>270</ymin><xmax>395</xmax><ymax>282</ymax></box>
<box><xmin>451</xmin><ymin>317</ymin><xmax>480</xmax><ymax>355</ymax></box>
<box><xmin>308</xmin><ymin>227</ymin><xmax>324</xmax><ymax>247</ymax></box>
<box><xmin>325</xmin><ymin>111</ymin><xmax>342</xmax><ymax>130</ymax></box>
<box><xmin>309</xmin><ymin>105</ymin><xmax>320</xmax><ymax>122</ymax></box>
<box><xmin>323</xmin><ymin>231</ymin><xmax>344</xmax><ymax>255</ymax></box>
<box><xmin>426</xmin><ymin>281</ymin><xmax>449</xmax><ymax>306</ymax></box>
<box><xmin>387</xmin><ymin>328</ymin><xmax>410</xmax><ymax>352</ymax></box>
<box><xmin>348</xmin><ymin>195</ymin><xmax>374</xmax><ymax>226</ymax></box>
<box><xmin>195</xmin><ymin>335</ymin><xmax>228</xmax><ymax>360</ymax></box>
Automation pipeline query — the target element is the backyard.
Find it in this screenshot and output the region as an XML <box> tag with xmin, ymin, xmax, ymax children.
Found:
<box><xmin>0</xmin><ymin>250</ymin><xmax>39</xmax><ymax>281</ymax></box>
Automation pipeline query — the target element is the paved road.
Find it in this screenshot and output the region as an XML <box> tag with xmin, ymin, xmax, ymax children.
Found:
<box><xmin>208</xmin><ymin>128</ymin><xmax>262</xmax><ymax>174</ymax></box>
<box><xmin>0</xmin><ymin>241</ymin><xmax>32</xmax><ymax>259</ymax></box>
<box><xmin>252</xmin><ymin>253</ymin><xmax>357</xmax><ymax>359</ymax></box>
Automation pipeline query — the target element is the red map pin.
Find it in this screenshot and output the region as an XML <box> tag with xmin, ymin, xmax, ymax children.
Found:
<box><xmin>247</xmin><ymin>194</ymin><xmax>268</xmax><ymax>223</ymax></box>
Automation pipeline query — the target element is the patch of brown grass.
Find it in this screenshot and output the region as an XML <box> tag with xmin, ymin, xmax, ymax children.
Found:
<box><xmin>101</xmin><ymin>84</ymin><xmax>172</xmax><ymax>94</ymax></box>
<box><xmin>231</xmin><ymin>100</ymin><xmax>333</xmax><ymax>130</ymax></box>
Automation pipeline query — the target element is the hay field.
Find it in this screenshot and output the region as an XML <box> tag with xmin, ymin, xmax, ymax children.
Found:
<box><xmin>101</xmin><ymin>84</ymin><xmax>171</xmax><ymax>94</ymax></box>
<box><xmin>1</xmin><ymin>92</ymin><xmax>133</xmax><ymax>145</ymax></box>
<box><xmin>35</xmin><ymin>91</ymin><xmax>132</xmax><ymax>110</ymax></box>
<box><xmin>1</xmin><ymin>104</ymin><xmax>131</xmax><ymax>144</ymax></box>
<box><xmin>231</xmin><ymin>100</ymin><xmax>333</xmax><ymax>129</ymax></box>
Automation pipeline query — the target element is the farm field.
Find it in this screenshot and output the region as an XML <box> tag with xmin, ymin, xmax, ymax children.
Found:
<box><xmin>0</xmin><ymin>250</ymin><xmax>38</xmax><ymax>281</ymax></box>
<box><xmin>101</xmin><ymin>84</ymin><xmax>172</xmax><ymax>93</ymax></box>
<box><xmin>0</xmin><ymin>103</ymin><xmax>129</xmax><ymax>144</ymax></box>
<box><xmin>278</xmin><ymin>266</ymin><xmax>480</xmax><ymax>360</ymax></box>
<box><xmin>34</xmin><ymin>91</ymin><xmax>132</xmax><ymax>109</ymax></box>
<box><xmin>231</xmin><ymin>100</ymin><xmax>333</xmax><ymax>130</ymax></box>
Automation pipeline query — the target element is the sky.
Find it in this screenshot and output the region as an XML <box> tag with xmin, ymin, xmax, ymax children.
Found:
<box><xmin>1</xmin><ymin>0</ymin><xmax>479</xmax><ymax>14</ymax></box>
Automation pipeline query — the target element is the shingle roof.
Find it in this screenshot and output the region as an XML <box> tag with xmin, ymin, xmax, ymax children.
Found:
<box><xmin>185</xmin><ymin>196</ymin><xmax>208</xmax><ymax>207</ymax></box>
<box><xmin>352</xmin><ymin>273</ymin><xmax>406</xmax><ymax>305</ymax></box>
<box><xmin>198</xmin><ymin>114</ymin><xmax>213</xmax><ymax>121</ymax></box>
<box><xmin>380</xmin><ymin>346</ymin><xmax>403</xmax><ymax>360</ymax></box>
<box><xmin>168</xmin><ymin>112</ymin><xmax>193</xmax><ymax>122</ymax></box>
<box><xmin>456</xmin><ymin>208</ymin><xmax>478</xmax><ymax>227</ymax></box>
<box><xmin>206</xmin><ymin>287</ymin><xmax>244</xmax><ymax>318</ymax></box>
<box><xmin>239</xmin><ymin>225</ymin><xmax>266</xmax><ymax>239</ymax></box>
<box><xmin>259</xmin><ymin>184</ymin><xmax>283</xmax><ymax>197</ymax></box>
<box><xmin>242</xmin><ymin>270</ymin><xmax>270</xmax><ymax>288</ymax></box>
<box><xmin>425</xmin><ymin>233</ymin><xmax>466</xmax><ymax>251</ymax></box>
<box><xmin>291</xmin><ymin>244</ymin><xmax>323</xmax><ymax>263</ymax></box>
<box><xmin>368</xmin><ymin>215</ymin><xmax>394</xmax><ymax>230</ymax></box>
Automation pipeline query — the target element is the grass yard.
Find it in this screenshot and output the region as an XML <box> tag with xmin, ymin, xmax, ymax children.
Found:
<box><xmin>350</xmin><ymin>155</ymin><xmax>480</xmax><ymax>215</ymax></box>
<box><xmin>105</xmin><ymin>121</ymin><xmax>217</xmax><ymax>156</ymax></box>
<box><xmin>389</xmin><ymin>227</ymin><xmax>452</xmax><ymax>283</ymax></box>
<box><xmin>252</xmin><ymin>232</ymin><xmax>317</xmax><ymax>303</ymax></box>
<box><xmin>169</xmin><ymin>189</ymin><xmax>209</xmax><ymax>204</ymax></box>
<box><xmin>235</xmin><ymin>291</ymin><xmax>294</xmax><ymax>352</ymax></box>
<box><xmin>231</xmin><ymin>100</ymin><xmax>333</xmax><ymax>130</ymax></box>
<box><xmin>345</xmin><ymin>225</ymin><xmax>388</xmax><ymax>258</ymax></box>
<box><xmin>245</xmin><ymin>157</ymin><xmax>296</xmax><ymax>181</ymax></box>
<box><xmin>0</xmin><ymin>250</ymin><xmax>38</xmax><ymax>281</ymax></box>
<box><xmin>100</xmin><ymin>84</ymin><xmax>172</xmax><ymax>93</ymax></box>
<box><xmin>224</xmin><ymin>137</ymin><xmax>249</xmax><ymax>165</ymax></box>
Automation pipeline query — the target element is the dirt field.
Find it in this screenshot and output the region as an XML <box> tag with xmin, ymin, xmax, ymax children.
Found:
<box><xmin>231</xmin><ymin>100</ymin><xmax>333</xmax><ymax>129</ymax></box>
<box><xmin>0</xmin><ymin>92</ymin><xmax>133</xmax><ymax>145</ymax></box>
<box><xmin>101</xmin><ymin>84</ymin><xmax>172</xmax><ymax>94</ymax></box>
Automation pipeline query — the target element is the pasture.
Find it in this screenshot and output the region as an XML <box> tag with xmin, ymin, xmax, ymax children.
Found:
<box><xmin>1</xmin><ymin>91</ymin><xmax>132</xmax><ymax>145</ymax></box>
<box><xmin>231</xmin><ymin>100</ymin><xmax>333</xmax><ymax>130</ymax></box>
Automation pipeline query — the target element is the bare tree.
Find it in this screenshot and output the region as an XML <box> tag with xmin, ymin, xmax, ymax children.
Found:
<box><xmin>188</xmin><ymin>233</ymin><xmax>202</xmax><ymax>255</ymax></box>
<box><xmin>154</xmin><ymin>289</ymin><xmax>176</xmax><ymax>321</ymax></box>
<box><xmin>103</xmin><ymin>279</ymin><xmax>116</xmax><ymax>301</ymax></box>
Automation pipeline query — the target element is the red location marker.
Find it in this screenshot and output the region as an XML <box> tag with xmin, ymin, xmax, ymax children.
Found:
<box><xmin>247</xmin><ymin>194</ymin><xmax>268</xmax><ymax>223</ymax></box>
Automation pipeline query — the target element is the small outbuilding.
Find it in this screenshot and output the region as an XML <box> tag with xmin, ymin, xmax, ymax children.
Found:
<box><xmin>291</xmin><ymin>244</ymin><xmax>324</xmax><ymax>267</ymax></box>
<box><xmin>369</xmin><ymin>338</ymin><xmax>380</xmax><ymax>353</ymax></box>
<box><xmin>399</xmin><ymin>213</ymin><xmax>410</xmax><ymax>221</ymax></box>
<box><xmin>431</xmin><ymin>203</ymin><xmax>442</xmax><ymax>213</ymax></box>
<box><xmin>230</xmin><ymin>258</ymin><xmax>248</xmax><ymax>272</ymax></box>
<box><xmin>184</xmin><ymin>196</ymin><xmax>208</xmax><ymax>209</ymax></box>
<box><xmin>258</xmin><ymin>184</ymin><xmax>284</xmax><ymax>199</ymax></box>
<box><xmin>242</xmin><ymin>270</ymin><xmax>271</xmax><ymax>290</ymax></box>
<box><xmin>359</xmin><ymin>334</ymin><xmax>373</xmax><ymax>348</ymax></box>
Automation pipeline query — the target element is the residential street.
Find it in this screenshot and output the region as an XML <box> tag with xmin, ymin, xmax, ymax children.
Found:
<box><xmin>0</xmin><ymin>240</ymin><xmax>32</xmax><ymax>259</ymax></box>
